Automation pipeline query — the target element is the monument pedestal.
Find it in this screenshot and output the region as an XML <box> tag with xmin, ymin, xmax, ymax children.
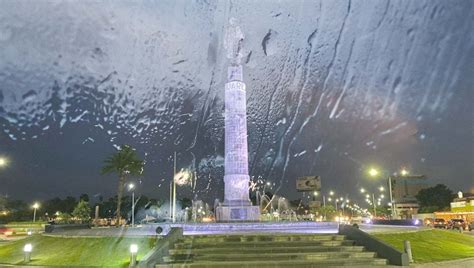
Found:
<box><xmin>215</xmin><ymin>202</ymin><xmax>260</xmax><ymax>222</ymax></box>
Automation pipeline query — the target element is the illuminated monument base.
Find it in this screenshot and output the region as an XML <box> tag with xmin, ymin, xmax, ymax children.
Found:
<box><xmin>215</xmin><ymin>181</ymin><xmax>260</xmax><ymax>222</ymax></box>
<box><xmin>215</xmin><ymin>174</ymin><xmax>259</xmax><ymax>222</ymax></box>
<box><xmin>215</xmin><ymin>205</ymin><xmax>260</xmax><ymax>222</ymax></box>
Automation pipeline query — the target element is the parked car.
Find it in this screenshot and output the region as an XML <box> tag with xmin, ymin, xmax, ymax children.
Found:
<box><xmin>468</xmin><ymin>221</ymin><xmax>474</xmax><ymax>231</ymax></box>
<box><xmin>432</xmin><ymin>218</ymin><xmax>447</xmax><ymax>229</ymax></box>
<box><xmin>0</xmin><ymin>227</ymin><xmax>14</xmax><ymax>236</ymax></box>
<box><xmin>424</xmin><ymin>218</ymin><xmax>434</xmax><ymax>226</ymax></box>
<box><xmin>447</xmin><ymin>219</ymin><xmax>468</xmax><ymax>230</ymax></box>
<box><xmin>351</xmin><ymin>216</ymin><xmax>363</xmax><ymax>224</ymax></box>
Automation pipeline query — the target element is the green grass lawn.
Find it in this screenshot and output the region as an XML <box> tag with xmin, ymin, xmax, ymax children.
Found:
<box><xmin>0</xmin><ymin>235</ymin><xmax>156</xmax><ymax>267</ymax></box>
<box><xmin>374</xmin><ymin>229</ymin><xmax>474</xmax><ymax>263</ymax></box>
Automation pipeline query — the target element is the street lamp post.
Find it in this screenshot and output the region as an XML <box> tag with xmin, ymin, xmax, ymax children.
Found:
<box><xmin>172</xmin><ymin>152</ymin><xmax>177</xmax><ymax>223</ymax></box>
<box><xmin>368</xmin><ymin>168</ymin><xmax>396</xmax><ymax>219</ymax></box>
<box><xmin>32</xmin><ymin>203</ymin><xmax>39</xmax><ymax>222</ymax></box>
<box><xmin>388</xmin><ymin>176</ymin><xmax>394</xmax><ymax>218</ymax></box>
<box><xmin>386</xmin><ymin>169</ymin><xmax>419</xmax><ymax>218</ymax></box>
<box><xmin>372</xmin><ymin>193</ymin><xmax>377</xmax><ymax>217</ymax></box>
<box><xmin>320</xmin><ymin>195</ymin><xmax>327</xmax><ymax>220</ymax></box>
<box><xmin>329</xmin><ymin>191</ymin><xmax>335</xmax><ymax>209</ymax></box>
<box><xmin>128</xmin><ymin>183</ymin><xmax>135</xmax><ymax>228</ymax></box>
<box><xmin>343</xmin><ymin>199</ymin><xmax>350</xmax><ymax>217</ymax></box>
<box><xmin>263</xmin><ymin>182</ymin><xmax>271</xmax><ymax>199</ymax></box>
<box><xmin>361</xmin><ymin>186</ymin><xmax>385</xmax><ymax>218</ymax></box>
<box><xmin>169</xmin><ymin>181</ymin><xmax>172</xmax><ymax>221</ymax></box>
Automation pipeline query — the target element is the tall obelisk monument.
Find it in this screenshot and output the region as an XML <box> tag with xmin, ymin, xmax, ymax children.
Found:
<box><xmin>216</xmin><ymin>18</ymin><xmax>259</xmax><ymax>222</ymax></box>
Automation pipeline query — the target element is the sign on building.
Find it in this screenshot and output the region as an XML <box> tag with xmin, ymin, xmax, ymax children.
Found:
<box><xmin>296</xmin><ymin>176</ymin><xmax>321</xmax><ymax>192</ymax></box>
<box><xmin>451</xmin><ymin>201</ymin><xmax>466</xmax><ymax>208</ymax></box>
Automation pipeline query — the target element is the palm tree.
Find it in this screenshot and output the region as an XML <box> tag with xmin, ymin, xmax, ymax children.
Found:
<box><xmin>101</xmin><ymin>145</ymin><xmax>144</xmax><ymax>226</ymax></box>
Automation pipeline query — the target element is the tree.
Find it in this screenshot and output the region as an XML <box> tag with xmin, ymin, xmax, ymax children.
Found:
<box><xmin>416</xmin><ymin>184</ymin><xmax>453</xmax><ymax>213</ymax></box>
<box><xmin>44</xmin><ymin>196</ymin><xmax>77</xmax><ymax>215</ymax></box>
<box><xmin>59</xmin><ymin>213</ymin><xmax>73</xmax><ymax>224</ymax></box>
<box><xmin>180</xmin><ymin>198</ymin><xmax>192</xmax><ymax>209</ymax></box>
<box><xmin>314</xmin><ymin>205</ymin><xmax>337</xmax><ymax>220</ymax></box>
<box><xmin>79</xmin><ymin>194</ymin><xmax>90</xmax><ymax>202</ymax></box>
<box><xmin>101</xmin><ymin>145</ymin><xmax>144</xmax><ymax>226</ymax></box>
<box><xmin>72</xmin><ymin>200</ymin><xmax>91</xmax><ymax>223</ymax></box>
<box><xmin>375</xmin><ymin>206</ymin><xmax>391</xmax><ymax>217</ymax></box>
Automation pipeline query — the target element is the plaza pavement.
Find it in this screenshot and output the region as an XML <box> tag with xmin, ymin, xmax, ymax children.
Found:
<box><xmin>411</xmin><ymin>257</ymin><xmax>474</xmax><ymax>268</ymax></box>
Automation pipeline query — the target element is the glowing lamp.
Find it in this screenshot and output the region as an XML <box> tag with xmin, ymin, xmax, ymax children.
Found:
<box><xmin>23</xmin><ymin>244</ymin><xmax>32</xmax><ymax>252</ymax></box>
<box><xmin>130</xmin><ymin>244</ymin><xmax>138</xmax><ymax>254</ymax></box>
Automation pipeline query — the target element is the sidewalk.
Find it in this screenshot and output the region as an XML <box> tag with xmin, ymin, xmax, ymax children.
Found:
<box><xmin>412</xmin><ymin>257</ymin><xmax>474</xmax><ymax>267</ymax></box>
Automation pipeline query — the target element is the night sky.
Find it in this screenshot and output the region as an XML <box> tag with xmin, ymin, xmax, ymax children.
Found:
<box><xmin>0</xmin><ymin>1</ymin><xmax>473</xmax><ymax>206</ymax></box>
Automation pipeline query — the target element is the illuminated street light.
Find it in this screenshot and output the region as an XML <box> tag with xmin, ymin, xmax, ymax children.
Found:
<box><xmin>329</xmin><ymin>191</ymin><xmax>334</xmax><ymax>196</ymax></box>
<box><xmin>400</xmin><ymin>169</ymin><xmax>409</xmax><ymax>176</ymax></box>
<box><xmin>266</xmin><ymin>182</ymin><xmax>271</xmax><ymax>186</ymax></box>
<box><xmin>360</xmin><ymin>188</ymin><xmax>365</xmax><ymax>193</ymax></box>
<box><xmin>365</xmin><ymin>194</ymin><xmax>370</xmax><ymax>199</ymax></box>
<box><xmin>313</xmin><ymin>191</ymin><xmax>318</xmax><ymax>196</ymax></box>
<box><xmin>0</xmin><ymin>157</ymin><xmax>7</xmax><ymax>167</ymax></box>
<box><xmin>32</xmin><ymin>203</ymin><xmax>39</xmax><ymax>222</ymax></box>
<box><xmin>379</xmin><ymin>186</ymin><xmax>385</xmax><ymax>192</ymax></box>
<box><xmin>328</xmin><ymin>197</ymin><xmax>332</xmax><ymax>202</ymax></box>
<box><xmin>368</xmin><ymin>168</ymin><xmax>379</xmax><ymax>177</ymax></box>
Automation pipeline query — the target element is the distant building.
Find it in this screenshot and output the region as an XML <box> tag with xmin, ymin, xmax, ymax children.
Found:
<box><xmin>450</xmin><ymin>192</ymin><xmax>474</xmax><ymax>213</ymax></box>
<box><xmin>391</xmin><ymin>175</ymin><xmax>428</xmax><ymax>219</ymax></box>
<box><xmin>434</xmin><ymin>192</ymin><xmax>474</xmax><ymax>222</ymax></box>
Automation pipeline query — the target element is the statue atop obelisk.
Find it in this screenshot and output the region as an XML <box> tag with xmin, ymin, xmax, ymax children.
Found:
<box><xmin>216</xmin><ymin>18</ymin><xmax>260</xmax><ymax>222</ymax></box>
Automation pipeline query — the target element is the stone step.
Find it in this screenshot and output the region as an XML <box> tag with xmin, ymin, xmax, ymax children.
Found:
<box><xmin>181</xmin><ymin>234</ymin><xmax>345</xmax><ymax>239</ymax></box>
<box><xmin>174</xmin><ymin>240</ymin><xmax>355</xmax><ymax>249</ymax></box>
<box><xmin>163</xmin><ymin>251</ymin><xmax>377</xmax><ymax>262</ymax></box>
<box><xmin>156</xmin><ymin>258</ymin><xmax>388</xmax><ymax>267</ymax></box>
<box><xmin>182</xmin><ymin>234</ymin><xmax>345</xmax><ymax>237</ymax></box>
<box><xmin>169</xmin><ymin>245</ymin><xmax>365</xmax><ymax>255</ymax></box>
<box><xmin>181</xmin><ymin>235</ymin><xmax>345</xmax><ymax>243</ymax></box>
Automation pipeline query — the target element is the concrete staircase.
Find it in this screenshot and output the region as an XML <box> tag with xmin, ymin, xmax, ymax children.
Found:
<box><xmin>155</xmin><ymin>233</ymin><xmax>389</xmax><ymax>267</ymax></box>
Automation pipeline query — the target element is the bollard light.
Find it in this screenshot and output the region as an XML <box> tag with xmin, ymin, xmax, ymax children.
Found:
<box><xmin>24</xmin><ymin>244</ymin><xmax>32</xmax><ymax>252</ymax></box>
<box><xmin>130</xmin><ymin>244</ymin><xmax>138</xmax><ymax>254</ymax></box>
<box><xmin>23</xmin><ymin>243</ymin><xmax>32</xmax><ymax>262</ymax></box>
<box><xmin>129</xmin><ymin>244</ymin><xmax>138</xmax><ymax>267</ymax></box>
